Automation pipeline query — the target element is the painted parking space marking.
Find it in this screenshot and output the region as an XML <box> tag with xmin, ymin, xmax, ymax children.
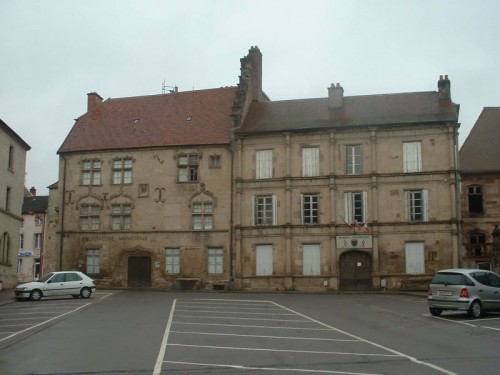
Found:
<box><xmin>154</xmin><ymin>298</ymin><xmax>458</xmax><ymax>375</ymax></box>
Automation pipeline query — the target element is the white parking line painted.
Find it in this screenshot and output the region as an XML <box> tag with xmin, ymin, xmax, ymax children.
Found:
<box><xmin>0</xmin><ymin>303</ymin><xmax>91</xmax><ymax>343</ymax></box>
<box><xmin>153</xmin><ymin>298</ymin><xmax>176</xmax><ymax>375</ymax></box>
<box><xmin>275</xmin><ymin>302</ymin><xmax>458</xmax><ymax>375</ymax></box>
<box><xmin>173</xmin><ymin>321</ymin><xmax>333</xmax><ymax>330</ymax></box>
<box><xmin>164</xmin><ymin>360</ymin><xmax>381</xmax><ymax>375</ymax></box>
<box><xmin>169</xmin><ymin>330</ymin><xmax>360</xmax><ymax>341</ymax></box>
<box><xmin>174</xmin><ymin>309</ymin><xmax>295</xmax><ymax>315</ymax></box>
<box><xmin>168</xmin><ymin>343</ymin><xmax>399</xmax><ymax>357</ymax></box>
<box><xmin>175</xmin><ymin>315</ymin><xmax>309</xmax><ymax>322</ymax></box>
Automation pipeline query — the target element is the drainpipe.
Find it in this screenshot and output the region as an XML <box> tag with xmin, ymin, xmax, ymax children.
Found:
<box><xmin>225</xmin><ymin>146</ymin><xmax>234</xmax><ymax>284</ymax></box>
<box><xmin>59</xmin><ymin>154</ymin><xmax>68</xmax><ymax>271</ymax></box>
<box><xmin>454</xmin><ymin>125</ymin><xmax>463</xmax><ymax>268</ymax></box>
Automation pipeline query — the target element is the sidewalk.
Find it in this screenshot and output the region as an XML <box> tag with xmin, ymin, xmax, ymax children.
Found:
<box><xmin>0</xmin><ymin>288</ymin><xmax>15</xmax><ymax>306</ymax></box>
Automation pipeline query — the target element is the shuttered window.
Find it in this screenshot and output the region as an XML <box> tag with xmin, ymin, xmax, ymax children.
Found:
<box><xmin>303</xmin><ymin>244</ymin><xmax>320</xmax><ymax>275</ymax></box>
<box><xmin>403</xmin><ymin>142</ymin><xmax>422</xmax><ymax>172</ymax></box>
<box><xmin>256</xmin><ymin>150</ymin><xmax>273</xmax><ymax>179</ymax></box>
<box><xmin>405</xmin><ymin>242</ymin><xmax>425</xmax><ymax>274</ymax></box>
<box><xmin>256</xmin><ymin>245</ymin><xmax>273</xmax><ymax>276</ymax></box>
<box><xmin>344</xmin><ymin>192</ymin><xmax>367</xmax><ymax>224</ymax></box>
<box><xmin>302</xmin><ymin>147</ymin><xmax>319</xmax><ymax>177</ymax></box>
<box><xmin>406</xmin><ymin>190</ymin><xmax>428</xmax><ymax>222</ymax></box>
<box><xmin>252</xmin><ymin>195</ymin><xmax>277</xmax><ymax>226</ymax></box>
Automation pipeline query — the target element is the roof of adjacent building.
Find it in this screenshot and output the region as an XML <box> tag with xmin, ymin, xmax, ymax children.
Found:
<box><xmin>460</xmin><ymin>107</ymin><xmax>500</xmax><ymax>174</ymax></box>
<box><xmin>22</xmin><ymin>196</ymin><xmax>49</xmax><ymax>214</ymax></box>
<box><xmin>58</xmin><ymin>87</ymin><xmax>237</xmax><ymax>153</ymax></box>
<box><xmin>0</xmin><ymin>118</ymin><xmax>31</xmax><ymax>150</ymax></box>
<box><xmin>236</xmin><ymin>91</ymin><xmax>459</xmax><ymax>134</ymax></box>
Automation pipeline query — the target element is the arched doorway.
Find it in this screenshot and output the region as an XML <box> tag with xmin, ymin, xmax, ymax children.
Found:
<box><xmin>339</xmin><ymin>251</ymin><xmax>372</xmax><ymax>291</ymax></box>
<box><xmin>128</xmin><ymin>257</ymin><xmax>151</xmax><ymax>287</ymax></box>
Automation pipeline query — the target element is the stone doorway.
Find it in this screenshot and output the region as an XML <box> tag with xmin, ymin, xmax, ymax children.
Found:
<box><xmin>127</xmin><ymin>256</ymin><xmax>151</xmax><ymax>287</ymax></box>
<box><xmin>339</xmin><ymin>251</ymin><xmax>372</xmax><ymax>291</ymax></box>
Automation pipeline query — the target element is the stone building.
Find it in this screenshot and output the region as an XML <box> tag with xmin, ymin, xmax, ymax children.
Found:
<box><xmin>45</xmin><ymin>46</ymin><xmax>461</xmax><ymax>291</ymax></box>
<box><xmin>460</xmin><ymin>107</ymin><xmax>500</xmax><ymax>271</ymax></box>
<box><xmin>50</xmin><ymin>88</ymin><xmax>236</xmax><ymax>289</ymax></box>
<box><xmin>232</xmin><ymin>49</ymin><xmax>461</xmax><ymax>291</ymax></box>
<box><xmin>0</xmin><ymin>118</ymin><xmax>30</xmax><ymax>289</ymax></box>
<box><xmin>18</xmin><ymin>187</ymin><xmax>48</xmax><ymax>282</ymax></box>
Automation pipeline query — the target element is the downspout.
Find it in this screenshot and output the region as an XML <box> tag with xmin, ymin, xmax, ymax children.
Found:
<box><xmin>59</xmin><ymin>154</ymin><xmax>67</xmax><ymax>271</ymax></box>
<box><xmin>226</xmin><ymin>146</ymin><xmax>234</xmax><ymax>285</ymax></box>
<box><xmin>455</xmin><ymin>124</ymin><xmax>463</xmax><ymax>267</ymax></box>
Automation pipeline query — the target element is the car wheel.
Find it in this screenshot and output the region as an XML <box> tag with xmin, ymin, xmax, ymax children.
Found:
<box><xmin>468</xmin><ymin>300</ymin><xmax>482</xmax><ymax>318</ymax></box>
<box><xmin>80</xmin><ymin>287</ymin><xmax>92</xmax><ymax>299</ymax></box>
<box><xmin>429</xmin><ymin>307</ymin><xmax>443</xmax><ymax>316</ymax></box>
<box><xmin>29</xmin><ymin>289</ymin><xmax>42</xmax><ymax>301</ymax></box>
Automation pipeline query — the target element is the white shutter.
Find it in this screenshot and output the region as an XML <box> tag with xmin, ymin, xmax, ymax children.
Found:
<box><xmin>362</xmin><ymin>191</ymin><xmax>368</xmax><ymax>223</ymax></box>
<box><xmin>251</xmin><ymin>196</ymin><xmax>255</xmax><ymax>226</ymax></box>
<box><xmin>403</xmin><ymin>142</ymin><xmax>421</xmax><ymax>172</ymax></box>
<box><xmin>344</xmin><ymin>192</ymin><xmax>353</xmax><ymax>224</ymax></box>
<box><xmin>256</xmin><ymin>150</ymin><xmax>272</xmax><ymax>179</ymax></box>
<box><xmin>302</xmin><ymin>147</ymin><xmax>319</xmax><ymax>177</ymax></box>
<box><xmin>256</xmin><ymin>245</ymin><xmax>273</xmax><ymax>276</ymax></box>
<box><xmin>300</xmin><ymin>194</ymin><xmax>304</xmax><ymax>224</ymax></box>
<box><xmin>303</xmin><ymin>244</ymin><xmax>320</xmax><ymax>275</ymax></box>
<box><xmin>422</xmin><ymin>189</ymin><xmax>428</xmax><ymax>222</ymax></box>
<box><xmin>405</xmin><ymin>242</ymin><xmax>425</xmax><ymax>274</ymax></box>
<box><xmin>272</xmin><ymin>195</ymin><xmax>277</xmax><ymax>225</ymax></box>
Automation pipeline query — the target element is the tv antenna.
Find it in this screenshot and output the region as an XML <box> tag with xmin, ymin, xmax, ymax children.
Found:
<box><xmin>162</xmin><ymin>79</ymin><xmax>178</xmax><ymax>94</ymax></box>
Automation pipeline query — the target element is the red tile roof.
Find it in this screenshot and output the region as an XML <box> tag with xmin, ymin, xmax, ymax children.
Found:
<box><xmin>460</xmin><ymin>107</ymin><xmax>500</xmax><ymax>173</ymax></box>
<box><xmin>237</xmin><ymin>91</ymin><xmax>458</xmax><ymax>134</ymax></box>
<box><xmin>58</xmin><ymin>87</ymin><xmax>237</xmax><ymax>153</ymax></box>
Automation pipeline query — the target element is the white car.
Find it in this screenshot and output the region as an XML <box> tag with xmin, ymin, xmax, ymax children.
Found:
<box><xmin>15</xmin><ymin>271</ymin><xmax>96</xmax><ymax>301</ymax></box>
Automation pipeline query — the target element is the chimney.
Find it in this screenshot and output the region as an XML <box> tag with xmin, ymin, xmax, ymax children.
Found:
<box><xmin>30</xmin><ymin>187</ymin><xmax>36</xmax><ymax>196</ymax></box>
<box><xmin>438</xmin><ymin>75</ymin><xmax>451</xmax><ymax>100</ymax></box>
<box><xmin>248</xmin><ymin>46</ymin><xmax>264</xmax><ymax>102</ymax></box>
<box><xmin>328</xmin><ymin>83</ymin><xmax>344</xmax><ymax>109</ymax></box>
<box><xmin>87</xmin><ymin>92</ymin><xmax>103</xmax><ymax>111</ymax></box>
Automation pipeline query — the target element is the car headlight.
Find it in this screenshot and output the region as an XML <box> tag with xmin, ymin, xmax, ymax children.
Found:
<box><xmin>16</xmin><ymin>287</ymin><xmax>27</xmax><ymax>291</ymax></box>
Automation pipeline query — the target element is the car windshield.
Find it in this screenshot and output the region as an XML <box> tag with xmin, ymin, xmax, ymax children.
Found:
<box><xmin>431</xmin><ymin>272</ymin><xmax>474</xmax><ymax>286</ymax></box>
<box><xmin>38</xmin><ymin>272</ymin><xmax>55</xmax><ymax>283</ymax></box>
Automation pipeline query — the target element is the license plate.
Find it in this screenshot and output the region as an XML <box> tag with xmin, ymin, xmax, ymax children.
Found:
<box><xmin>437</xmin><ymin>290</ymin><xmax>453</xmax><ymax>296</ymax></box>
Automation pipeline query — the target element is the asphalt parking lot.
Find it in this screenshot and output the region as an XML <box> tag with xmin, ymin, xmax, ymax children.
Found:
<box><xmin>1</xmin><ymin>290</ymin><xmax>500</xmax><ymax>375</ymax></box>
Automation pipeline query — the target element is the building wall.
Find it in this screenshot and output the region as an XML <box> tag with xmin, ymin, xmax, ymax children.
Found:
<box><xmin>0</xmin><ymin>126</ymin><xmax>28</xmax><ymax>289</ymax></box>
<box><xmin>233</xmin><ymin>123</ymin><xmax>459</xmax><ymax>291</ymax></box>
<box><xmin>18</xmin><ymin>212</ymin><xmax>45</xmax><ymax>282</ymax></box>
<box><xmin>45</xmin><ymin>146</ymin><xmax>233</xmax><ymax>289</ymax></box>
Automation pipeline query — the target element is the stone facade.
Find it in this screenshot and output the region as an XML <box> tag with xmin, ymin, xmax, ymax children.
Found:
<box><xmin>0</xmin><ymin>119</ymin><xmax>30</xmax><ymax>289</ymax></box>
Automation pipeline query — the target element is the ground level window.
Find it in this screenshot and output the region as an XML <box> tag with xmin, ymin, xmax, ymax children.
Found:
<box><xmin>166</xmin><ymin>248</ymin><xmax>180</xmax><ymax>273</ymax></box>
<box><xmin>303</xmin><ymin>244</ymin><xmax>320</xmax><ymax>275</ymax></box>
<box><xmin>256</xmin><ymin>244</ymin><xmax>273</xmax><ymax>276</ymax></box>
<box><xmin>208</xmin><ymin>248</ymin><xmax>223</xmax><ymax>274</ymax></box>
<box><xmin>87</xmin><ymin>249</ymin><xmax>100</xmax><ymax>274</ymax></box>
<box><xmin>405</xmin><ymin>242</ymin><xmax>424</xmax><ymax>274</ymax></box>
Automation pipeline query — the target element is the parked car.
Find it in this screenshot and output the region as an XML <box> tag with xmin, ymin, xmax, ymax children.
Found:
<box><xmin>15</xmin><ymin>271</ymin><xmax>96</xmax><ymax>301</ymax></box>
<box><xmin>428</xmin><ymin>268</ymin><xmax>500</xmax><ymax>318</ymax></box>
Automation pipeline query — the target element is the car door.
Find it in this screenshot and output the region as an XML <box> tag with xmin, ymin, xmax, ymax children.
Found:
<box><xmin>44</xmin><ymin>273</ymin><xmax>66</xmax><ymax>296</ymax></box>
<box><xmin>471</xmin><ymin>272</ymin><xmax>500</xmax><ymax>311</ymax></box>
<box><xmin>64</xmin><ymin>272</ymin><xmax>84</xmax><ymax>295</ymax></box>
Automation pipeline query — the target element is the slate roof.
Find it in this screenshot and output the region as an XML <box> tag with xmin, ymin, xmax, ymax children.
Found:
<box><xmin>460</xmin><ymin>107</ymin><xmax>500</xmax><ymax>174</ymax></box>
<box><xmin>0</xmin><ymin>118</ymin><xmax>31</xmax><ymax>150</ymax></box>
<box><xmin>236</xmin><ymin>91</ymin><xmax>458</xmax><ymax>134</ymax></box>
<box><xmin>22</xmin><ymin>196</ymin><xmax>49</xmax><ymax>214</ymax></box>
<box><xmin>58</xmin><ymin>87</ymin><xmax>237</xmax><ymax>153</ymax></box>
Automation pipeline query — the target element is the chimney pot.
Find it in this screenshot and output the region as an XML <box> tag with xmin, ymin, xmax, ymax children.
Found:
<box><xmin>438</xmin><ymin>75</ymin><xmax>451</xmax><ymax>100</ymax></box>
<box><xmin>30</xmin><ymin>187</ymin><xmax>36</xmax><ymax>196</ymax></box>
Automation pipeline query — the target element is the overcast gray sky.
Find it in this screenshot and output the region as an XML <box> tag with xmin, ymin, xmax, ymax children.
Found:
<box><xmin>1</xmin><ymin>0</ymin><xmax>499</xmax><ymax>195</ymax></box>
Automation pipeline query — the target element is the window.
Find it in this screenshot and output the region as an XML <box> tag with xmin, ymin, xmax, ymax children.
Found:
<box><xmin>256</xmin><ymin>244</ymin><xmax>273</xmax><ymax>276</ymax></box>
<box><xmin>1</xmin><ymin>232</ymin><xmax>10</xmax><ymax>264</ymax></box>
<box><xmin>80</xmin><ymin>204</ymin><xmax>100</xmax><ymax>231</ymax></box>
<box><xmin>8</xmin><ymin>145</ymin><xmax>14</xmax><ymax>170</ymax></box>
<box><xmin>113</xmin><ymin>158</ymin><xmax>133</xmax><ymax>184</ymax></box>
<box><xmin>17</xmin><ymin>259</ymin><xmax>23</xmax><ymax>274</ymax></box>
<box><xmin>5</xmin><ymin>186</ymin><xmax>11</xmax><ymax>211</ymax></box>
<box><xmin>34</xmin><ymin>233</ymin><xmax>42</xmax><ymax>249</ymax></box>
<box><xmin>405</xmin><ymin>242</ymin><xmax>425</xmax><ymax>274</ymax></box>
<box><xmin>302</xmin><ymin>194</ymin><xmax>319</xmax><ymax>224</ymax></box>
<box><xmin>253</xmin><ymin>195</ymin><xmax>277</xmax><ymax>226</ymax></box>
<box><xmin>82</xmin><ymin>160</ymin><xmax>102</xmax><ymax>185</ymax></box>
<box><xmin>209</xmin><ymin>155</ymin><xmax>221</xmax><ymax>169</ymax></box>
<box><xmin>256</xmin><ymin>150</ymin><xmax>273</xmax><ymax>179</ymax></box>
<box><xmin>346</xmin><ymin>145</ymin><xmax>362</xmax><ymax>175</ymax></box>
<box><xmin>403</xmin><ymin>142</ymin><xmax>422</xmax><ymax>173</ymax></box>
<box><xmin>469</xmin><ymin>233</ymin><xmax>486</xmax><ymax>256</ymax></box>
<box><xmin>407</xmin><ymin>190</ymin><xmax>428</xmax><ymax>222</ymax></box>
<box><xmin>208</xmin><ymin>248</ymin><xmax>223</xmax><ymax>274</ymax></box>
<box><xmin>178</xmin><ymin>154</ymin><xmax>199</xmax><ymax>182</ymax></box>
<box><xmin>303</xmin><ymin>244</ymin><xmax>320</xmax><ymax>275</ymax></box>
<box><xmin>302</xmin><ymin>147</ymin><xmax>319</xmax><ymax>177</ymax></box>
<box><xmin>344</xmin><ymin>192</ymin><xmax>367</xmax><ymax>224</ymax></box>
<box><xmin>86</xmin><ymin>249</ymin><xmax>100</xmax><ymax>274</ymax></box>
<box><xmin>111</xmin><ymin>204</ymin><xmax>131</xmax><ymax>230</ymax></box>
<box><xmin>35</xmin><ymin>216</ymin><xmax>43</xmax><ymax>226</ymax></box>
<box><xmin>192</xmin><ymin>202</ymin><xmax>213</xmax><ymax>230</ymax></box>
<box><xmin>468</xmin><ymin>185</ymin><xmax>483</xmax><ymax>215</ymax></box>
<box><xmin>19</xmin><ymin>234</ymin><xmax>24</xmax><ymax>250</ymax></box>
<box><xmin>165</xmin><ymin>248</ymin><xmax>180</xmax><ymax>273</ymax></box>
